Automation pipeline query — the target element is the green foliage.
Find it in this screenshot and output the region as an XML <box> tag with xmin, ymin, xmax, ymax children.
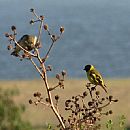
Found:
<box><xmin>47</xmin><ymin>123</ymin><xmax>52</xmax><ymax>130</ymax></box>
<box><xmin>106</xmin><ymin>115</ymin><xmax>127</xmax><ymax>130</ymax></box>
<box><xmin>106</xmin><ymin>120</ymin><xmax>114</xmax><ymax>130</ymax></box>
<box><xmin>0</xmin><ymin>88</ymin><xmax>32</xmax><ymax>130</ymax></box>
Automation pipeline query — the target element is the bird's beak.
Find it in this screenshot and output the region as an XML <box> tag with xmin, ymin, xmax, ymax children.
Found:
<box><xmin>83</xmin><ymin>68</ymin><xmax>85</xmax><ymax>70</ymax></box>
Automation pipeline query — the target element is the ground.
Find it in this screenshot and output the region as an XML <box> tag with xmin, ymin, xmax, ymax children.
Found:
<box><xmin>0</xmin><ymin>78</ymin><xmax>130</xmax><ymax>129</ymax></box>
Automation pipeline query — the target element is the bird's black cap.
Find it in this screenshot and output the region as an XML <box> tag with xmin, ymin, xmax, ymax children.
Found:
<box><xmin>83</xmin><ymin>65</ymin><xmax>91</xmax><ymax>72</ymax></box>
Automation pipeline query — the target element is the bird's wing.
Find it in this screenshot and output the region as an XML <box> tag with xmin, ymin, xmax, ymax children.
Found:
<box><xmin>90</xmin><ymin>70</ymin><xmax>104</xmax><ymax>85</ymax></box>
<box><xmin>90</xmin><ymin>70</ymin><xmax>108</xmax><ymax>93</ymax></box>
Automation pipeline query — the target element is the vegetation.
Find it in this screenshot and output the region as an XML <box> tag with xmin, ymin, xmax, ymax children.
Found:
<box><xmin>0</xmin><ymin>88</ymin><xmax>32</xmax><ymax>130</ymax></box>
<box><xmin>4</xmin><ymin>8</ymin><xmax>126</xmax><ymax>130</ymax></box>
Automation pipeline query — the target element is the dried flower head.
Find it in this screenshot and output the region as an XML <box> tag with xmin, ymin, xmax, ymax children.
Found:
<box><xmin>7</xmin><ymin>45</ymin><xmax>13</xmax><ymax>50</ymax></box>
<box><xmin>30</xmin><ymin>19</ymin><xmax>34</xmax><ymax>25</ymax></box>
<box><xmin>60</xmin><ymin>26</ymin><xmax>64</xmax><ymax>33</ymax></box>
<box><xmin>55</xmin><ymin>95</ymin><xmax>59</xmax><ymax>100</ymax></box>
<box><xmin>5</xmin><ymin>33</ymin><xmax>9</xmax><ymax>37</ymax></box>
<box><xmin>95</xmin><ymin>91</ymin><xmax>100</xmax><ymax>95</ymax></box>
<box><xmin>11</xmin><ymin>25</ymin><xmax>16</xmax><ymax>31</ymax></box>
<box><xmin>40</xmin><ymin>15</ymin><xmax>44</xmax><ymax>20</ymax></box>
<box><xmin>43</xmin><ymin>24</ymin><xmax>48</xmax><ymax>30</ymax></box>
<box><xmin>30</xmin><ymin>8</ymin><xmax>34</xmax><ymax>12</ymax></box>
<box><xmin>62</xmin><ymin>70</ymin><xmax>67</xmax><ymax>76</ymax></box>
<box><xmin>29</xmin><ymin>99</ymin><xmax>33</xmax><ymax>104</ymax></box>
<box><xmin>45</xmin><ymin>98</ymin><xmax>50</xmax><ymax>103</ymax></box>
<box><xmin>56</xmin><ymin>74</ymin><xmax>60</xmax><ymax>80</ymax></box>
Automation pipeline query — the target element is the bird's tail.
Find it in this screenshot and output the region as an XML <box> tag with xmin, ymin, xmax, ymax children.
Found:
<box><xmin>101</xmin><ymin>84</ymin><xmax>108</xmax><ymax>93</ymax></box>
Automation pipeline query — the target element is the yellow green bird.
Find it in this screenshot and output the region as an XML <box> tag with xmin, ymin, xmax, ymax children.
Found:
<box><xmin>11</xmin><ymin>35</ymin><xmax>38</xmax><ymax>56</ymax></box>
<box><xmin>83</xmin><ymin>64</ymin><xmax>108</xmax><ymax>93</ymax></box>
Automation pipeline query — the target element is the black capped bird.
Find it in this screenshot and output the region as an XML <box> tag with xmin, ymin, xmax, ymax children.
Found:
<box><xmin>11</xmin><ymin>35</ymin><xmax>38</xmax><ymax>56</ymax></box>
<box><xmin>83</xmin><ymin>64</ymin><xmax>108</xmax><ymax>93</ymax></box>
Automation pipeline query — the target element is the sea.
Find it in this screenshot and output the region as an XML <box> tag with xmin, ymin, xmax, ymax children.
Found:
<box><xmin>0</xmin><ymin>0</ymin><xmax>130</xmax><ymax>79</ymax></box>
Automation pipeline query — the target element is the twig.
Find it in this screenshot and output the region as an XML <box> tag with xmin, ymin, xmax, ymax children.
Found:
<box><xmin>37</xmin><ymin>17</ymin><xmax>44</xmax><ymax>46</ymax></box>
<box><xmin>34</xmin><ymin>101</ymin><xmax>51</xmax><ymax>107</ymax></box>
<box><xmin>43</xmin><ymin>41</ymin><xmax>54</xmax><ymax>62</ymax></box>
<box><xmin>49</xmin><ymin>84</ymin><xmax>60</xmax><ymax>91</ymax></box>
<box><xmin>30</xmin><ymin>58</ymin><xmax>43</xmax><ymax>78</ymax></box>
<box><xmin>98</xmin><ymin>101</ymin><xmax>111</xmax><ymax>109</ymax></box>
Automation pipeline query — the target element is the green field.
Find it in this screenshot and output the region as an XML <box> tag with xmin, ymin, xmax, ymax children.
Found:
<box><xmin>0</xmin><ymin>78</ymin><xmax>130</xmax><ymax>129</ymax></box>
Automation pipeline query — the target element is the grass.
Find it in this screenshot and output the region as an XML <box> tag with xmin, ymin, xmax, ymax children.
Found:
<box><xmin>0</xmin><ymin>78</ymin><xmax>130</xmax><ymax>129</ymax></box>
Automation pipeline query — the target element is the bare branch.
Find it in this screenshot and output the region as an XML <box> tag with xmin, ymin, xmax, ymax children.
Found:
<box><xmin>30</xmin><ymin>58</ymin><xmax>43</xmax><ymax>78</ymax></box>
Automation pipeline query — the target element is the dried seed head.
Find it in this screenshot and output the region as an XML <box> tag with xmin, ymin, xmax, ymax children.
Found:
<box><xmin>70</xmin><ymin>105</ymin><xmax>73</xmax><ymax>108</ymax></box>
<box><xmin>109</xmin><ymin>110</ymin><xmax>113</xmax><ymax>114</ymax></box>
<box><xmin>43</xmin><ymin>24</ymin><xmax>48</xmax><ymax>30</ymax></box>
<box><xmin>102</xmin><ymin>98</ymin><xmax>105</xmax><ymax>101</ymax></box>
<box><xmin>75</xmin><ymin>112</ymin><xmax>78</xmax><ymax>116</ymax></box>
<box><xmin>58</xmin><ymin>81</ymin><xmax>63</xmax><ymax>86</ymax></box>
<box><xmin>36</xmin><ymin>92</ymin><xmax>41</xmax><ymax>97</ymax></box>
<box><xmin>109</xmin><ymin>95</ymin><xmax>113</xmax><ymax>101</ymax></box>
<box><xmin>47</xmin><ymin>65</ymin><xmax>52</xmax><ymax>71</ymax></box>
<box><xmin>88</xmin><ymin>101</ymin><xmax>93</xmax><ymax>106</ymax></box>
<box><xmin>33</xmin><ymin>92</ymin><xmax>37</xmax><ymax>97</ymax></box>
<box><xmin>113</xmin><ymin>99</ymin><xmax>118</xmax><ymax>102</ymax></box>
<box><xmin>55</xmin><ymin>95</ymin><xmax>59</xmax><ymax>100</ymax></box>
<box><xmin>65</xmin><ymin>102</ymin><xmax>69</xmax><ymax>107</ymax></box>
<box><xmin>88</xmin><ymin>112</ymin><xmax>92</xmax><ymax>116</ymax></box>
<box><xmin>83</xmin><ymin>91</ymin><xmax>87</xmax><ymax>97</ymax></box>
<box><xmin>65</xmin><ymin>108</ymin><xmax>68</xmax><ymax>110</ymax></box>
<box><xmin>5</xmin><ymin>33</ymin><xmax>9</xmax><ymax>37</ymax></box>
<box><xmin>98</xmin><ymin>108</ymin><xmax>102</xmax><ymax>112</ymax></box>
<box><xmin>56</xmin><ymin>74</ymin><xmax>60</xmax><ymax>80</ymax></box>
<box><xmin>45</xmin><ymin>98</ymin><xmax>49</xmax><ymax>102</ymax></box>
<box><xmin>60</xmin><ymin>26</ymin><xmax>64</xmax><ymax>33</ymax></box>
<box><xmin>30</xmin><ymin>19</ymin><xmax>34</xmax><ymax>25</ymax></box>
<box><xmin>7</xmin><ymin>45</ymin><xmax>13</xmax><ymax>50</ymax></box>
<box><xmin>52</xmin><ymin>35</ymin><xmax>56</xmax><ymax>40</ymax></box>
<box><xmin>30</xmin><ymin>8</ymin><xmax>34</xmax><ymax>12</ymax></box>
<box><xmin>61</xmin><ymin>70</ymin><xmax>67</xmax><ymax>76</ymax></box>
<box><xmin>72</xmin><ymin>96</ymin><xmax>75</xmax><ymax>99</ymax></box>
<box><xmin>66</xmin><ymin>99</ymin><xmax>71</xmax><ymax>103</ymax></box>
<box><xmin>11</xmin><ymin>25</ymin><xmax>16</xmax><ymax>31</ymax></box>
<box><xmin>106</xmin><ymin>112</ymin><xmax>109</xmax><ymax>116</ymax></box>
<box><xmin>91</xmin><ymin>87</ymin><xmax>95</xmax><ymax>91</ymax></box>
<box><xmin>93</xmin><ymin>110</ymin><xmax>97</xmax><ymax>114</ymax></box>
<box><xmin>75</xmin><ymin>97</ymin><xmax>79</xmax><ymax>101</ymax></box>
<box><xmin>96</xmin><ymin>91</ymin><xmax>100</xmax><ymax>95</ymax></box>
<box><xmin>29</xmin><ymin>99</ymin><xmax>33</xmax><ymax>104</ymax></box>
<box><xmin>40</xmin><ymin>15</ymin><xmax>44</xmax><ymax>20</ymax></box>
<box><xmin>75</xmin><ymin>104</ymin><xmax>79</xmax><ymax>108</ymax></box>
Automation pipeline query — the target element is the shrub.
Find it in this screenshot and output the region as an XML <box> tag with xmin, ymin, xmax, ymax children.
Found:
<box><xmin>0</xmin><ymin>88</ymin><xmax>32</xmax><ymax>130</ymax></box>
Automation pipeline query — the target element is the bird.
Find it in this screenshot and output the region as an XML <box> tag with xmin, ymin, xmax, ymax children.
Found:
<box><xmin>83</xmin><ymin>64</ymin><xmax>108</xmax><ymax>93</ymax></box>
<box><xmin>11</xmin><ymin>35</ymin><xmax>38</xmax><ymax>56</ymax></box>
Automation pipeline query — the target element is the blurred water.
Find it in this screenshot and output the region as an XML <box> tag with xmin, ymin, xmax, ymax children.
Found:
<box><xmin>0</xmin><ymin>0</ymin><xmax>130</xmax><ymax>79</ymax></box>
